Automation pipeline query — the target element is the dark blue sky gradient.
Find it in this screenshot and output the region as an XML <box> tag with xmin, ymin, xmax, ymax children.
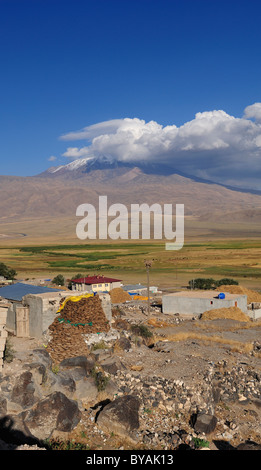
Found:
<box><xmin>0</xmin><ymin>0</ymin><xmax>261</xmax><ymax>175</ymax></box>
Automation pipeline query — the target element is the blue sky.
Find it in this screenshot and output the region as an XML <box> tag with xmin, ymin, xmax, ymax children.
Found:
<box><xmin>1</xmin><ymin>0</ymin><xmax>261</xmax><ymax>185</ymax></box>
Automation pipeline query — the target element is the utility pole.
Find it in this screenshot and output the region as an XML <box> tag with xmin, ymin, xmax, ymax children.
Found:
<box><xmin>145</xmin><ymin>260</ymin><xmax>152</xmax><ymax>317</ymax></box>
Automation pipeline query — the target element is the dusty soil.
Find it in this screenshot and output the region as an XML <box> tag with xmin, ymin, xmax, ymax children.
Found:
<box><xmin>111</xmin><ymin>306</ymin><xmax>261</xmax><ymax>384</ymax></box>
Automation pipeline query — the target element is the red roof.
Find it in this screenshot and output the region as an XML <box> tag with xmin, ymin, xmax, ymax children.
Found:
<box><xmin>71</xmin><ymin>275</ymin><xmax>122</xmax><ymax>285</ymax></box>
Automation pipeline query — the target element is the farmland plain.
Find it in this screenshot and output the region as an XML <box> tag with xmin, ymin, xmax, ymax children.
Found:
<box><xmin>1</xmin><ymin>238</ymin><xmax>261</xmax><ymax>291</ymax></box>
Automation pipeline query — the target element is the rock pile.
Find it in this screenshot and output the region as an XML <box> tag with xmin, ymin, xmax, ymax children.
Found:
<box><xmin>0</xmin><ymin>351</ymin><xmax>83</xmax><ymax>448</ymax></box>
<box><xmin>0</xmin><ymin>337</ymin><xmax>261</xmax><ymax>450</ymax></box>
<box><xmin>111</xmin><ymin>361</ymin><xmax>261</xmax><ymax>449</ymax></box>
<box><xmin>1</xmin><ymin>306</ymin><xmax>260</xmax><ymax>451</ymax></box>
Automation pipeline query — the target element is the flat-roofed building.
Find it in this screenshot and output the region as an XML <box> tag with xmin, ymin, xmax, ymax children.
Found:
<box><xmin>162</xmin><ymin>290</ymin><xmax>247</xmax><ymax>317</ymax></box>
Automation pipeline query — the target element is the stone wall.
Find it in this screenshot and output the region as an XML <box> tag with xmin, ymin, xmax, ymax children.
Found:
<box><xmin>0</xmin><ymin>307</ymin><xmax>8</xmax><ymax>368</ymax></box>
<box><xmin>4</xmin><ymin>291</ymin><xmax>112</xmax><ymax>339</ymax></box>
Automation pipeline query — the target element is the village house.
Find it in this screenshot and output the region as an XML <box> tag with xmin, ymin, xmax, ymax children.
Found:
<box><xmin>71</xmin><ymin>275</ymin><xmax>122</xmax><ymax>293</ymax></box>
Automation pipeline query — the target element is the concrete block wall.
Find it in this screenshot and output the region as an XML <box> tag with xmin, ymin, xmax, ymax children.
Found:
<box><xmin>0</xmin><ymin>307</ymin><xmax>8</xmax><ymax>368</ymax></box>
<box><xmin>247</xmin><ymin>303</ymin><xmax>261</xmax><ymax>320</ymax></box>
<box><xmin>162</xmin><ymin>293</ymin><xmax>248</xmax><ymax>316</ymax></box>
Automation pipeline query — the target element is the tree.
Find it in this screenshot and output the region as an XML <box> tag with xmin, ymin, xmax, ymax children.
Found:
<box><xmin>68</xmin><ymin>273</ymin><xmax>83</xmax><ymax>289</ymax></box>
<box><xmin>216</xmin><ymin>278</ymin><xmax>239</xmax><ymax>286</ymax></box>
<box><xmin>52</xmin><ymin>274</ymin><xmax>65</xmax><ymax>286</ymax></box>
<box><xmin>189</xmin><ymin>277</ymin><xmax>239</xmax><ymax>290</ymax></box>
<box><xmin>188</xmin><ymin>278</ymin><xmax>216</xmax><ymax>290</ymax></box>
<box><xmin>0</xmin><ymin>262</ymin><xmax>16</xmax><ymax>280</ymax></box>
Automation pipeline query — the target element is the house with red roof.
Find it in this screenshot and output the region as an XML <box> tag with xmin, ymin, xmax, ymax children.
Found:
<box><xmin>71</xmin><ymin>275</ymin><xmax>122</xmax><ymax>293</ymax></box>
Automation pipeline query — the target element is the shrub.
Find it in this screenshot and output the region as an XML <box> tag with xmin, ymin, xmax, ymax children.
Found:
<box><xmin>0</xmin><ymin>262</ymin><xmax>16</xmax><ymax>280</ymax></box>
<box><xmin>188</xmin><ymin>278</ymin><xmax>216</xmax><ymax>290</ymax></box>
<box><xmin>130</xmin><ymin>324</ymin><xmax>153</xmax><ymax>338</ymax></box>
<box><xmin>216</xmin><ymin>278</ymin><xmax>239</xmax><ymax>286</ymax></box>
<box><xmin>189</xmin><ymin>277</ymin><xmax>239</xmax><ymax>290</ymax></box>
<box><xmin>52</xmin><ymin>274</ymin><xmax>65</xmax><ymax>286</ymax></box>
<box><xmin>44</xmin><ymin>438</ymin><xmax>90</xmax><ymax>450</ymax></box>
<box><xmin>3</xmin><ymin>338</ymin><xmax>15</xmax><ymax>363</ymax></box>
<box><xmin>90</xmin><ymin>366</ymin><xmax>110</xmax><ymax>391</ymax></box>
<box><xmin>192</xmin><ymin>437</ymin><xmax>210</xmax><ymax>449</ymax></box>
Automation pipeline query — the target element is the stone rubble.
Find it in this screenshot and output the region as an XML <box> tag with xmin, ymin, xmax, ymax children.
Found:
<box><xmin>0</xmin><ymin>304</ymin><xmax>260</xmax><ymax>450</ymax></box>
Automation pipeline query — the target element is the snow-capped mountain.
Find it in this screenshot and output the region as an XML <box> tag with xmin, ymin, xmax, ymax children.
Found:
<box><xmin>38</xmin><ymin>155</ymin><xmax>261</xmax><ymax>195</ymax></box>
<box><xmin>42</xmin><ymin>155</ymin><xmax>130</xmax><ymax>177</ymax></box>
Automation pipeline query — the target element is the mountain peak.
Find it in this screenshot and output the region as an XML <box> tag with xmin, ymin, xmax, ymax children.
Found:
<box><xmin>45</xmin><ymin>155</ymin><xmax>120</xmax><ymax>175</ymax></box>
<box><xmin>37</xmin><ymin>155</ymin><xmax>261</xmax><ymax>196</ymax></box>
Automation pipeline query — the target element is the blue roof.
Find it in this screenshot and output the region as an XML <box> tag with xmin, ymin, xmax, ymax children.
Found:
<box><xmin>0</xmin><ymin>282</ymin><xmax>63</xmax><ymax>301</ymax></box>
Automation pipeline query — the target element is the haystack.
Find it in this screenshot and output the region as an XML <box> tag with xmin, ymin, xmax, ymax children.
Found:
<box><xmin>109</xmin><ymin>288</ymin><xmax>131</xmax><ymax>303</ymax></box>
<box><xmin>216</xmin><ymin>285</ymin><xmax>261</xmax><ymax>303</ymax></box>
<box><xmin>201</xmin><ymin>306</ymin><xmax>250</xmax><ymax>322</ymax></box>
<box><xmin>47</xmin><ymin>295</ymin><xmax>110</xmax><ymax>364</ymax></box>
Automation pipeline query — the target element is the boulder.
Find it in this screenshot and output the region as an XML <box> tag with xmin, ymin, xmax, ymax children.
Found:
<box><xmin>192</xmin><ymin>412</ymin><xmax>217</xmax><ymax>434</ymax></box>
<box><xmin>32</xmin><ymin>349</ymin><xmax>53</xmax><ymax>368</ymax></box>
<box><xmin>91</xmin><ymin>348</ymin><xmax>113</xmax><ymax>362</ymax></box>
<box><xmin>21</xmin><ymin>391</ymin><xmax>81</xmax><ymax>440</ymax></box>
<box><xmin>48</xmin><ymin>371</ymin><xmax>76</xmax><ymax>396</ymax></box>
<box><xmin>24</xmin><ymin>362</ymin><xmax>47</xmax><ymax>386</ymax></box>
<box><xmin>237</xmin><ymin>440</ymin><xmax>261</xmax><ymax>451</ymax></box>
<box><xmin>10</xmin><ymin>371</ymin><xmax>36</xmax><ymax>409</ymax></box>
<box><xmin>0</xmin><ymin>414</ymin><xmax>40</xmax><ymax>446</ymax></box>
<box><xmin>113</xmin><ymin>337</ymin><xmax>131</xmax><ymax>352</ymax></box>
<box><xmin>72</xmin><ymin>377</ymin><xmax>98</xmax><ymax>407</ymax></box>
<box><xmin>59</xmin><ymin>355</ymin><xmax>95</xmax><ymax>374</ymax></box>
<box><xmin>0</xmin><ymin>397</ymin><xmax>7</xmax><ymax>415</ymax></box>
<box><xmin>96</xmin><ymin>395</ymin><xmax>140</xmax><ymax>441</ymax></box>
<box><xmin>100</xmin><ymin>357</ymin><xmax>126</xmax><ymax>375</ymax></box>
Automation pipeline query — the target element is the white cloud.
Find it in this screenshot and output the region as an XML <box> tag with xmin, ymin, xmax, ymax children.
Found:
<box><xmin>244</xmin><ymin>102</ymin><xmax>261</xmax><ymax>123</ymax></box>
<box><xmin>60</xmin><ymin>119</ymin><xmax>125</xmax><ymax>141</ymax></box>
<box><xmin>48</xmin><ymin>155</ymin><xmax>57</xmax><ymax>161</ymax></box>
<box><xmin>59</xmin><ymin>104</ymin><xmax>261</xmax><ymax>189</ymax></box>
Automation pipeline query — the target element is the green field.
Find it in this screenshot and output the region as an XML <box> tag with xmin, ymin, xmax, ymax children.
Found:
<box><xmin>1</xmin><ymin>239</ymin><xmax>261</xmax><ymax>289</ymax></box>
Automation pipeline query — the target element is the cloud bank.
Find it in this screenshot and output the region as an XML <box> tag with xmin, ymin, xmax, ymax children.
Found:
<box><xmin>60</xmin><ymin>104</ymin><xmax>261</xmax><ymax>190</ymax></box>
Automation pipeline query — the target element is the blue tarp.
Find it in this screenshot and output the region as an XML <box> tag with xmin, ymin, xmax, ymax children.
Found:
<box><xmin>0</xmin><ymin>282</ymin><xmax>62</xmax><ymax>301</ymax></box>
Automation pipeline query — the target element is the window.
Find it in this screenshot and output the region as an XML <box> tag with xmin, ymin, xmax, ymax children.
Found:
<box><xmin>98</xmin><ymin>284</ymin><xmax>102</xmax><ymax>287</ymax></box>
<box><xmin>105</xmin><ymin>283</ymin><xmax>109</xmax><ymax>287</ymax></box>
<box><xmin>93</xmin><ymin>284</ymin><xmax>97</xmax><ymax>288</ymax></box>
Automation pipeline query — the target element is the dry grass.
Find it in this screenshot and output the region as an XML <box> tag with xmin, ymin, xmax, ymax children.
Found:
<box><xmin>155</xmin><ymin>331</ymin><xmax>254</xmax><ymax>354</ymax></box>
<box><xmin>195</xmin><ymin>318</ymin><xmax>261</xmax><ymax>331</ymax></box>
<box><xmin>147</xmin><ymin>318</ymin><xmax>172</xmax><ymax>328</ymax></box>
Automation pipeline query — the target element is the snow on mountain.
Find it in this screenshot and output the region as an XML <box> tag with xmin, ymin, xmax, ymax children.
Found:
<box><xmin>46</xmin><ymin>155</ymin><xmax>120</xmax><ymax>175</ymax></box>
<box><xmin>48</xmin><ymin>157</ymin><xmax>96</xmax><ymax>173</ymax></box>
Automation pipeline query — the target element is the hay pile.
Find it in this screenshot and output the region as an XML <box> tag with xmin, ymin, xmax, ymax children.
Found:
<box><xmin>201</xmin><ymin>306</ymin><xmax>250</xmax><ymax>322</ymax></box>
<box><xmin>216</xmin><ymin>285</ymin><xmax>261</xmax><ymax>303</ymax></box>
<box><xmin>47</xmin><ymin>295</ymin><xmax>110</xmax><ymax>364</ymax></box>
<box><xmin>109</xmin><ymin>288</ymin><xmax>131</xmax><ymax>303</ymax></box>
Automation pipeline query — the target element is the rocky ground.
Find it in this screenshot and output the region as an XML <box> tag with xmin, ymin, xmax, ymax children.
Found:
<box><xmin>0</xmin><ymin>300</ymin><xmax>260</xmax><ymax>451</ymax></box>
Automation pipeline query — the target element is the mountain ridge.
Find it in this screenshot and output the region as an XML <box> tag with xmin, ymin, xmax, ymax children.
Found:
<box><xmin>0</xmin><ymin>156</ymin><xmax>261</xmax><ymax>241</ymax></box>
<box><xmin>38</xmin><ymin>155</ymin><xmax>261</xmax><ymax>195</ymax></box>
